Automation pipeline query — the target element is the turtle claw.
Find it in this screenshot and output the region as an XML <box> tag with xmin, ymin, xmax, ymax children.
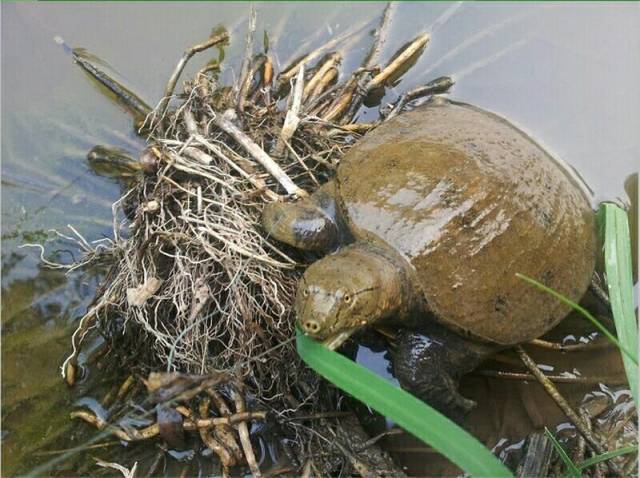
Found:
<box><xmin>392</xmin><ymin>327</ymin><xmax>490</xmax><ymax>422</ymax></box>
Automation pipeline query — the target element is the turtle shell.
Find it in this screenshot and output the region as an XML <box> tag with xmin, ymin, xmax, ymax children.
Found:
<box><xmin>336</xmin><ymin>100</ymin><xmax>596</xmax><ymax>345</ymax></box>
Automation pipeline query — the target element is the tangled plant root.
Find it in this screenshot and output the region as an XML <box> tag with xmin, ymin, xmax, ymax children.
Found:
<box><xmin>59</xmin><ymin>9</ymin><xmax>454</xmax><ymax>475</ymax></box>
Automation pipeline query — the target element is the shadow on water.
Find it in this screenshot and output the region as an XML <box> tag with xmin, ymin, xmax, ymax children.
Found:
<box><xmin>2</xmin><ymin>2</ymin><xmax>638</xmax><ymax>476</ymax></box>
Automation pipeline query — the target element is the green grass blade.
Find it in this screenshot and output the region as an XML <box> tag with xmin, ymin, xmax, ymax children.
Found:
<box><xmin>576</xmin><ymin>444</ymin><xmax>637</xmax><ymax>471</ymax></box>
<box><xmin>544</xmin><ymin>427</ymin><xmax>580</xmax><ymax>478</ymax></box>
<box><xmin>296</xmin><ymin>330</ymin><xmax>513</xmax><ymax>477</ymax></box>
<box><xmin>599</xmin><ymin>203</ymin><xmax>639</xmax><ymax>405</ymax></box>
<box><xmin>515</xmin><ymin>273</ymin><xmax>637</xmax><ymax>366</ymax></box>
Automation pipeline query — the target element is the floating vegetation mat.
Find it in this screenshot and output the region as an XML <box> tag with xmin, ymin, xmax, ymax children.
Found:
<box><xmin>52</xmin><ymin>6</ymin><xmax>455</xmax><ymax>476</ymax></box>
<box><xmin>35</xmin><ymin>7</ymin><xmax>637</xmax><ymax>477</ymax></box>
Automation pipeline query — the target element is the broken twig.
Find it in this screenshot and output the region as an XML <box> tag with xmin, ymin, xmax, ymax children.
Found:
<box><xmin>213</xmin><ymin>110</ymin><xmax>307</xmax><ymax>197</ymax></box>
<box><xmin>515</xmin><ymin>346</ymin><xmax>620</xmax><ymax>475</ymax></box>
<box><xmin>157</xmin><ymin>31</ymin><xmax>229</xmax><ymax>117</ymax></box>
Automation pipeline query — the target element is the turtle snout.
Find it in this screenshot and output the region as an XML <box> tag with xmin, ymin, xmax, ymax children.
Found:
<box><xmin>301</xmin><ymin>319</ymin><xmax>322</xmax><ymax>335</ymax></box>
<box><xmin>295</xmin><ymin>285</ymin><xmax>339</xmax><ymax>338</ymax></box>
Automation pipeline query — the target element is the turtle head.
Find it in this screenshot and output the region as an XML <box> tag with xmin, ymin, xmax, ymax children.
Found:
<box><xmin>295</xmin><ymin>244</ymin><xmax>406</xmax><ymax>349</ymax></box>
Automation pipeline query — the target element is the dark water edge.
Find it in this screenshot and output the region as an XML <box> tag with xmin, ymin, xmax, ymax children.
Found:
<box><xmin>2</xmin><ymin>3</ymin><xmax>638</xmax><ymax>476</ymax></box>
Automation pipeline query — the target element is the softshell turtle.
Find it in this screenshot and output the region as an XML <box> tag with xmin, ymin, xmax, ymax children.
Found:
<box><xmin>262</xmin><ymin>98</ymin><xmax>596</xmax><ymax>417</ymax></box>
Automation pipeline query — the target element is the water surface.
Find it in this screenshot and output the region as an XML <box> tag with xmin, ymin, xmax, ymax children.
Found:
<box><xmin>2</xmin><ymin>3</ymin><xmax>638</xmax><ymax>476</ymax></box>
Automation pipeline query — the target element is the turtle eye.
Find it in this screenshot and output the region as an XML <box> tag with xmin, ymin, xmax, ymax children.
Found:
<box><xmin>343</xmin><ymin>293</ymin><xmax>351</xmax><ymax>304</ymax></box>
<box><xmin>303</xmin><ymin>288</ymin><xmax>309</xmax><ymax>297</ymax></box>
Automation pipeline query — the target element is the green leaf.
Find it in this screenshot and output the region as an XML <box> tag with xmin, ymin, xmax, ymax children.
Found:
<box><xmin>598</xmin><ymin>202</ymin><xmax>639</xmax><ymax>405</ymax></box>
<box><xmin>296</xmin><ymin>329</ymin><xmax>513</xmax><ymax>477</ymax></box>
<box><xmin>544</xmin><ymin>427</ymin><xmax>580</xmax><ymax>478</ymax></box>
<box><xmin>576</xmin><ymin>444</ymin><xmax>637</xmax><ymax>471</ymax></box>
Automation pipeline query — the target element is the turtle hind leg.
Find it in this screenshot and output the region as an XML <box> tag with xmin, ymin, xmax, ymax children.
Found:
<box><xmin>392</xmin><ymin>324</ymin><xmax>494</xmax><ymax>423</ymax></box>
<box><xmin>261</xmin><ymin>181</ymin><xmax>348</xmax><ymax>252</ymax></box>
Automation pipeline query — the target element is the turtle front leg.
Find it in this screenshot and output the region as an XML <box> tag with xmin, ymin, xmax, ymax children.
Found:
<box><xmin>392</xmin><ymin>324</ymin><xmax>494</xmax><ymax>423</ymax></box>
<box><xmin>261</xmin><ymin>181</ymin><xmax>349</xmax><ymax>252</ymax></box>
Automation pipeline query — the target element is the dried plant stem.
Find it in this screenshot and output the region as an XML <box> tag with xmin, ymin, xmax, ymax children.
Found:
<box><xmin>71</xmin><ymin>49</ymin><xmax>152</xmax><ymax>119</ymax></box>
<box><xmin>238</xmin><ymin>55</ymin><xmax>267</xmax><ymax>112</ymax></box>
<box><xmin>362</xmin><ymin>2</ymin><xmax>397</xmax><ymax>68</ymax></box>
<box><xmin>197</xmin><ymin>398</ymin><xmax>235</xmax><ymax>475</ymax></box>
<box><xmin>369</xmin><ymin>33</ymin><xmax>430</xmax><ymax>89</ymax></box>
<box><xmin>143</xmin><ymin>450</ymin><xmax>164</xmax><ymax>478</ymax></box>
<box><xmin>302</xmin><ymin>52</ymin><xmax>341</xmax><ymax>102</ymax></box>
<box><xmin>312</xmin><ymin>3</ymin><xmax>397</xmax><ymax>124</ymax></box>
<box><xmin>263</xmin><ymin>57</ymin><xmax>273</xmax><ymax>87</ymax></box>
<box><xmin>515</xmin><ymin>346</ymin><xmax>620</xmax><ymax>475</ymax></box>
<box><xmin>528</xmin><ymin>337</ymin><xmax>613</xmax><ymax>352</ymax></box>
<box><xmin>590</xmin><ymin>276</ymin><xmax>611</xmax><ymax>307</ymax></box>
<box><xmin>307</xmin><ymin>67</ymin><xmax>339</xmax><ymax>105</ymax></box>
<box><xmin>345</xmin><ymin>33</ymin><xmax>431</xmax><ymax>122</ymax></box>
<box><xmin>572</xmin><ymin>408</ymin><xmax>590</xmax><ymax>464</ymax></box>
<box><xmin>213</xmin><ymin>110</ymin><xmax>307</xmax><ymax>197</ymax></box>
<box><xmin>339</xmin><ymin>123</ymin><xmax>377</xmax><ymax>132</ymax></box>
<box><xmin>71</xmin><ymin>408</ymin><xmax>266</xmax><ymax>442</ymax></box>
<box><xmin>383</xmin><ymin>76</ymin><xmax>453</xmax><ymax>120</ymax></box>
<box><xmin>332</xmin><ymin>439</ymin><xmax>372</xmax><ymax>476</ymax></box>
<box><xmin>33</xmin><ymin>441</ymin><xmax>121</xmax><ymax>457</ymax></box>
<box><xmin>276</xmin><ymin>20</ymin><xmax>370</xmax><ymax>87</ymax></box>
<box><xmin>158</xmin><ymin>31</ymin><xmax>229</xmax><ymax>116</ymax></box>
<box><xmin>357</xmin><ymin>428</ymin><xmax>404</xmax><ymax>450</ymax></box>
<box><xmin>273</xmin><ymin>66</ymin><xmax>304</xmax><ymax>157</ymax></box>
<box><xmin>322</xmin><ymin>72</ymin><xmax>362</xmax><ymax>122</ymax></box>
<box><xmin>185</xmin><ymin>413</ymin><xmax>268</xmax><ymax>429</ymax></box>
<box><xmin>205</xmin><ymin>388</ymin><xmax>244</xmax><ymax>462</ymax></box>
<box><xmin>115</xmin><ymin>375</ymin><xmax>135</xmax><ymax>402</ymax></box>
<box><xmin>101</xmin><ymin>383</ymin><xmax>119</xmax><ymax>407</ymax></box>
<box><xmin>193</xmin><ymin>134</ymin><xmax>280</xmax><ymax>200</ymax></box>
<box><xmin>261</xmin><ymin>56</ymin><xmax>274</xmax><ymax>103</ymax></box>
<box><xmin>62</xmin><ymin>298</ymin><xmax>108</xmax><ymax>385</ymax></box>
<box><xmin>476</xmin><ymin>369</ymin><xmax>625</xmax><ymax>385</ymax></box>
<box><xmin>236</xmin><ymin>6</ymin><xmax>258</xmax><ymax>110</ymax></box>
<box><xmin>233</xmin><ymin>387</ymin><xmax>261</xmax><ymax>478</ymax></box>
<box><xmin>517</xmin><ymin>432</ymin><xmax>554</xmax><ymax>478</ymax></box>
<box><xmin>284</xmin><ymin>141</ymin><xmax>320</xmax><ymax>187</ymax></box>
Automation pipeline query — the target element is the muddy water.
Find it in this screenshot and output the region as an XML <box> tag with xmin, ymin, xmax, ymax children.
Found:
<box><xmin>359</xmin><ymin>315</ymin><xmax>631</xmax><ymax>476</ymax></box>
<box><xmin>2</xmin><ymin>3</ymin><xmax>638</xmax><ymax>476</ymax></box>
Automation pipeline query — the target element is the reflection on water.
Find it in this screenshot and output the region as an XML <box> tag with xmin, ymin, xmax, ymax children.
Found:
<box><xmin>1</xmin><ymin>252</ymin><xmax>101</xmax><ymax>476</ymax></box>
<box><xmin>2</xmin><ymin>2</ymin><xmax>638</xmax><ymax>476</ymax></box>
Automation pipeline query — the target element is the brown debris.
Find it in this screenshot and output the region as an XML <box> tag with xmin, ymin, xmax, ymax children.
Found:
<box><xmin>515</xmin><ymin>346</ymin><xmax>622</xmax><ymax>475</ymax></box>
<box><xmin>61</xmin><ymin>6</ymin><xmax>468</xmax><ymax>476</ymax></box>
<box><xmin>232</xmin><ymin>387</ymin><xmax>262</xmax><ymax>478</ymax></box>
<box><xmin>156</xmin><ymin>30</ymin><xmax>230</xmax><ymax>120</ymax></box>
<box><xmin>197</xmin><ymin>398</ymin><xmax>237</xmax><ymax>476</ymax></box>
